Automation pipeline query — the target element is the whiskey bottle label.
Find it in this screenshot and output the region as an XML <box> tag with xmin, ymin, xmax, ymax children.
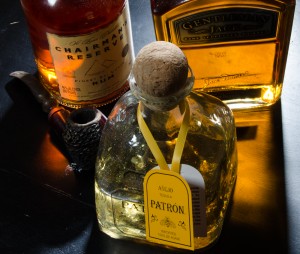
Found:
<box><xmin>144</xmin><ymin>165</ymin><xmax>206</xmax><ymax>250</ymax></box>
<box><xmin>167</xmin><ymin>8</ymin><xmax>279</xmax><ymax>90</ymax></box>
<box><xmin>172</xmin><ymin>8</ymin><xmax>278</xmax><ymax>45</ymax></box>
<box><xmin>46</xmin><ymin>3</ymin><xmax>133</xmax><ymax>101</ymax></box>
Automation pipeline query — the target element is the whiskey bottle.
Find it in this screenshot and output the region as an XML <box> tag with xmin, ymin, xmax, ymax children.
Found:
<box><xmin>150</xmin><ymin>0</ymin><xmax>295</xmax><ymax>111</ymax></box>
<box><xmin>20</xmin><ymin>0</ymin><xmax>134</xmax><ymax>109</ymax></box>
<box><xmin>95</xmin><ymin>41</ymin><xmax>237</xmax><ymax>250</ymax></box>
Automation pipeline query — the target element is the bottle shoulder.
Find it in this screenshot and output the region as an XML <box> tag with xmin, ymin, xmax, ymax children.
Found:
<box><xmin>151</xmin><ymin>0</ymin><xmax>295</xmax><ymax>16</ymax></box>
<box><xmin>21</xmin><ymin>0</ymin><xmax>126</xmax><ymax>32</ymax></box>
<box><xmin>187</xmin><ymin>91</ymin><xmax>236</xmax><ymax>139</ymax></box>
<box><xmin>103</xmin><ymin>90</ymin><xmax>236</xmax><ymax>138</ymax></box>
<box><xmin>108</xmin><ymin>90</ymin><xmax>233</xmax><ymax>117</ymax></box>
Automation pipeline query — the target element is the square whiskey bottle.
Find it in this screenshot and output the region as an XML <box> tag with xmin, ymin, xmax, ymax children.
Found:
<box><xmin>150</xmin><ymin>0</ymin><xmax>295</xmax><ymax>111</ymax></box>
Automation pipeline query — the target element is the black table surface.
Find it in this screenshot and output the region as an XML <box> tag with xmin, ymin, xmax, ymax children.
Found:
<box><xmin>1</xmin><ymin>1</ymin><xmax>300</xmax><ymax>253</ymax></box>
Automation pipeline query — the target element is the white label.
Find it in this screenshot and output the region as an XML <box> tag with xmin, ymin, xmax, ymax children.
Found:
<box><xmin>47</xmin><ymin>3</ymin><xmax>133</xmax><ymax>101</ymax></box>
<box><xmin>180</xmin><ymin>164</ymin><xmax>207</xmax><ymax>237</ymax></box>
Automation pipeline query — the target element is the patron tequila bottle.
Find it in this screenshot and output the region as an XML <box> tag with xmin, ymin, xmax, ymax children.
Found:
<box><xmin>21</xmin><ymin>0</ymin><xmax>134</xmax><ymax>109</ymax></box>
<box><xmin>150</xmin><ymin>0</ymin><xmax>295</xmax><ymax>111</ymax></box>
<box><xmin>95</xmin><ymin>41</ymin><xmax>237</xmax><ymax>250</ymax></box>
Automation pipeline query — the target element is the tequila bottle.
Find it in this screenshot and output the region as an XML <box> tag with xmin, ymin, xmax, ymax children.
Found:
<box><xmin>95</xmin><ymin>41</ymin><xmax>237</xmax><ymax>250</ymax></box>
<box><xmin>150</xmin><ymin>0</ymin><xmax>295</xmax><ymax>111</ymax></box>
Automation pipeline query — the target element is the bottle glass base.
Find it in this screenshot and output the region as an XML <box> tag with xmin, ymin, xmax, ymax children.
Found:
<box><xmin>36</xmin><ymin>60</ymin><xmax>129</xmax><ymax>109</ymax></box>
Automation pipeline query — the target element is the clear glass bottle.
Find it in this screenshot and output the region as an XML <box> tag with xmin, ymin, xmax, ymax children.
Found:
<box><xmin>95</xmin><ymin>42</ymin><xmax>238</xmax><ymax>249</ymax></box>
<box><xmin>150</xmin><ymin>0</ymin><xmax>295</xmax><ymax>111</ymax></box>
<box><xmin>20</xmin><ymin>0</ymin><xmax>134</xmax><ymax>109</ymax></box>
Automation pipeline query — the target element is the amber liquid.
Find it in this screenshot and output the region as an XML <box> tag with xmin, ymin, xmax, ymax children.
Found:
<box><xmin>150</xmin><ymin>0</ymin><xmax>295</xmax><ymax>111</ymax></box>
<box><xmin>21</xmin><ymin>0</ymin><xmax>133</xmax><ymax>108</ymax></box>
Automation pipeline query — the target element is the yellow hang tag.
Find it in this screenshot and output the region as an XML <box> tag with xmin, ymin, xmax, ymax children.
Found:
<box><xmin>144</xmin><ymin>168</ymin><xmax>195</xmax><ymax>250</ymax></box>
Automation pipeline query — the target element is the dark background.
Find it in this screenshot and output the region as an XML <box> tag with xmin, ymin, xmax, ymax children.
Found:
<box><xmin>1</xmin><ymin>0</ymin><xmax>300</xmax><ymax>254</ymax></box>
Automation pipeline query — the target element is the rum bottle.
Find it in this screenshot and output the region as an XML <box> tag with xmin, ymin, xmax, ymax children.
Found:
<box><xmin>20</xmin><ymin>0</ymin><xmax>134</xmax><ymax>109</ymax></box>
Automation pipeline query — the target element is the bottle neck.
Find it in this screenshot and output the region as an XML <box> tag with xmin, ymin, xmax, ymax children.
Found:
<box><xmin>129</xmin><ymin>66</ymin><xmax>194</xmax><ymax>112</ymax></box>
<box><xmin>137</xmin><ymin>99</ymin><xmax>190</xmax><ymax>173</ymax></box>
<box><xmin>139</xmin><ymin>100</ymin><xmax>186</xmax><ymax>139</ymax></box>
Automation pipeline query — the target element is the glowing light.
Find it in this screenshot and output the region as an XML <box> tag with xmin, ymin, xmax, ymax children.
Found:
<box><xmin>129</xmin><ymin>134</ymin><xmax>138</xmax><ymax>146</ymax></box>
<box><xmin>262</xmin><ymin>87</ymin><xmax>275</xmax><ymax>102</ymax></box>
<box><xmin>48</xmin><ymin>0</ymin><xmax>57</xmax><ymax>6</ymax></box>
<box><xmin>48</xmin><ymin>73</ymin><xmax>57</xmax><ymax>83</ymax></box>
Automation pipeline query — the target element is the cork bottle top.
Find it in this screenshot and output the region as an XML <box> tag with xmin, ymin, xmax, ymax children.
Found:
<box><xmin>130</xmin><ymin>41</ymin><xmax>194</xmax><ymax>111</ymax></box>
<box><xmin>132</xmin><ymin>41</ymin><xmax>189</xmax><ymax>97</ymax></box>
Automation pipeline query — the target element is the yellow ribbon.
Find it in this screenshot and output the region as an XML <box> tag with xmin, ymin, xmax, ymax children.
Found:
<box><xmin>137</xmin><ymin>101</ymin><xmax>190</xmax><ymax>174</ymax></box>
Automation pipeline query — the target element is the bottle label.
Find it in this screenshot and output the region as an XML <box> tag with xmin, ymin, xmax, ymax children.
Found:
<box><xmin>47</xmin><ymin>3</ymin><xmax>133</xmax><ymax>101</ymax></box>
<box><xmin>144</xmin><ymin>165</ymin><xmax>206</xmax><ymax>250</ymax></box>
<box><xmin>180</xmin><ymin>164</ymin><xmax>206</xmax><ymax>238</ymax></box>
<box><xmin>172</xmin><ymin>8</ymin><xmax>278</xmax><ymax>45</ymax></box>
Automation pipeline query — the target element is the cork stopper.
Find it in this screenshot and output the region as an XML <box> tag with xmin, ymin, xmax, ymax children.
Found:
<box><xmin>132</xmin><ymin>41</ymin><xmax>189</xmax><ymax>97</ymax></box>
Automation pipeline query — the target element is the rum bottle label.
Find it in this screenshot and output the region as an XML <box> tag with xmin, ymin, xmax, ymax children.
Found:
<box><xmin>47</xmin><ymin>4</ymin><xmax>133</xmax><ymax>102</ymax></box>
